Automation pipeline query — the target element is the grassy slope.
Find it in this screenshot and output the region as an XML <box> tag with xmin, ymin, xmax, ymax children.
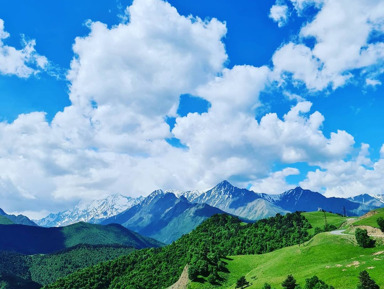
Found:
<box><xmin>188</xmin><ymin>211</ymin><xmax>382</xmax><ymax>289</ymax></box>
<box><xmin>190</xmin><ymin>233</ymin><xmax>384</xmax><ymax>289</ymax></box>
<box><xmin>353</xmin><ymin>208</ymin><xmax>384</xmax><ymax>228</ymax></box>
<box><xmin>302</xmin><ymin>211</ymin><xmax>348</xmax><ymax>234</ymax></box>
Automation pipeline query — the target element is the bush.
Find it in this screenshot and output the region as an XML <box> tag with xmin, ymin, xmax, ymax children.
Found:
<box><xmin>377</xmin><ymin>217</ymin><xmax>384</xmax><ymax>232</ymax></box>
<box><xmin>262</xmin><ymin>283</ymin><xmax>272</xmax><ymax>289</ymax></box>
<box><xmin>355</xmin><ymin>228</ymin><xmax>375</xmax><ymax>248</ymax></box>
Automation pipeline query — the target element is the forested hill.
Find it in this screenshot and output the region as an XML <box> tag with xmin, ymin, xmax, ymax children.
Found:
<box><xmin>0</xmin><ymin>222</ymin><xmax>162</xmax><ymax>254</ymax></box>
<box><xmin>0</xmin><ymin>244</ymin><xmax>136</xmax><ymax>288</ymax></box>
<box><xmin>45</xmin><ymin>212</ymin><xmax>312</xmax><ymax>289</ymax></box>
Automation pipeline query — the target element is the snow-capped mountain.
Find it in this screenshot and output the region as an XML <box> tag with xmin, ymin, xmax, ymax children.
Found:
<box><xmin>348</xmin><ymin>194</ymin><xmax>384</xmax><ymax>209</ymax></box>
<box><xmin>189</xmin><ymin>180</ymin><xmax>288</xmax><ymax>220</ymax></box>
<box><xmin>36</xmin><ymin>194</ymin><xmax>144</xmax><ymax>227</ymax></box>
<box><xmin>173</xmin><ymin>190</ymin><xmax>203</xmax><ymax>202</ymax></box>
<box><xmin>270</xmin><ymin>187</ymin><xmax>375</xmax><ymax>216</ymax></box>
<box><xmin>102</xmin><ymin>190</ymin><xmax>224</xmax><ymax>244</ymax></box>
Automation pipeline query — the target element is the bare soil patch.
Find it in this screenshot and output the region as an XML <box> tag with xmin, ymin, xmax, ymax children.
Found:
<box><xmin>167</xmin><ymin>265</ymin><xmax>189</xmax><ymax>289</ymax></box>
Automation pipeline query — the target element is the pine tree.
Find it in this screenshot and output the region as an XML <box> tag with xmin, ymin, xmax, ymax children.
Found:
<box><xmin>262</xmin><ymin>283</ymin><xmax>272</xmax><ymax>289</ymax></box>
<box><xmin>282</xmin><ymin>274</ymin><xmax>298</xmax><ymax>289</ymax></box>
<box><xmin>356</xmin><ymin>270</ymin><xmax>379</xmax><ymax>289</ymax></box>
<box><xmin>236</xmin><ymin>276</ymin><xmax>249</xmax><ymax>288</ymax></box>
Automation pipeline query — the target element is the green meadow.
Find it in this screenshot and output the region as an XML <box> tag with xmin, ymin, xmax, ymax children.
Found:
<box><xmin>189</xmin><ymin>211</ymin><xmax>384</xmax><ymax>289</ymax></box>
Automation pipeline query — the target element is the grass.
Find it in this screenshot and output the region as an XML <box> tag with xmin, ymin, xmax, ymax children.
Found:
<box><xmin>353</xmin><ymin>208</ymin><xmax>384</xmax><ymax>229</ymax></box>
<box><xmin>189</xmin><ymin>233</ymin><xmax>384</xmax><ymax>289</ymax></box>
<box><xmin>302</xmin><ymin>211</ymin><xmax>349</xmax><ymax>235</ymax></box>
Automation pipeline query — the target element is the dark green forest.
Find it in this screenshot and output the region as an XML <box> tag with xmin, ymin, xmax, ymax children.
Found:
<box><xmin>45</xmin><ymin>212</ymin><xmax>311</xmax><ymax>289</ymax></box>
<box><xmin>0</xmin><ymin>245</ymin><xmax>135</xmax><ymax>287</ymax></box>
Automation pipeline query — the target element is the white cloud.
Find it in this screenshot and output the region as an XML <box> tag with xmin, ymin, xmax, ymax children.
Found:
<box><xmin>250</xmin><ymin>168</ymin><xmax>299</xmax><ymax>195</ymax></box>
<box><xmin>272</xmin><ymin>0</ymin><xmax>384</xmax><ymax>91</ymax></box>
<box><xmin>1</xmin><ymin>0</ymin><xmax>382</xmax><ymax>218</ymax></box>
<box><xmin>300</xmin><ymin>144</ymin><xmax>384</xmax><ymax>197</ymax></box>
<box><xmin>269</xmin><ymin>4</ymin><xmax>289</xmax><ymax>27</ymax></box>
<box><xmin>0</xmin><ymin>0</ymin><xmax>228</xmax><ymax>214</ymax></box>
<box><xmin>366</xmin><ymin>78</ymin><xmax>382</xmax><ymax>87</ymax></box>
<box><xmin>0</xmin><ymin>19</ymin><xmax>48</xmax><ymax>78</ymax></box>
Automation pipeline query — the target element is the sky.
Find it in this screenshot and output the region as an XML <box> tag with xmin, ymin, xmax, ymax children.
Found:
<box><xmin>0</xmin><ymin>0</ymin><xmax>384</xmax><ymax>218</ymax></box>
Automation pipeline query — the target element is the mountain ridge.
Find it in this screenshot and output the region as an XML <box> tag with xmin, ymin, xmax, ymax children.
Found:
<box><xmin>0</xmin><ymin>222</ymin><xmax>162</xmax><ymax>255</ymax></box>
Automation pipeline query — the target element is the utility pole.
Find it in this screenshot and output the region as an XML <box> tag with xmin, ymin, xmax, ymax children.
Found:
<box><xmin>323</xmin><ymin>210</ymin><xmax>328</xmax><ymax>230</ymax></box>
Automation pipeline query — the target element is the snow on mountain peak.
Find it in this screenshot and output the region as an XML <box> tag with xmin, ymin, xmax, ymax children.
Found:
<box><xmin>36</xmin><ymin>193</ymin><xmax>143</xmax><ymax>227</ymax></box>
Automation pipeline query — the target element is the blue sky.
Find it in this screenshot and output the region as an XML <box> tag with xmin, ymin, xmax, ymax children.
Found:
<box><xmin>0</xmin><ymin>0</ymin><xmax>384</xmax><ymax>217</ymax></box>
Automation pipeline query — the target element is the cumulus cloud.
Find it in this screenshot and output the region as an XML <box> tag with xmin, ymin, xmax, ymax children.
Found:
<box><xmin>1</xmin><ymin>0</ymin><xmax>382</xmax><ymax>217</ymax></box>
<box><xmin>0</xmin><ymin>0</ymin><xmax>228</xmax><ymax>215</ymax></box>
<box><xmin>0</xmin><ymin>19</ymin><xmax>48</xmax><ymax>78</ymax></box>
<box><xmin>300</xmin><ymin>144</ymin><xmax>384</xmax><ymax>197</ymax></box>
<box><xmin>272</xmin><ymin>0</ymin><xmax>384</xmax><ymax>90</ymax></box>
<box><xmin>269</xmin><ymin>4</ymin><xmax>289</xmax><ymax>27</ymax></box>
<box><xmin>250</xmin><ymin>168</ymin><xmax>299</xmax><ymax>195</ymax></box>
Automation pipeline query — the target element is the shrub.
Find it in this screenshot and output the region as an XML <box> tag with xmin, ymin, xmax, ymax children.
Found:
<box><xmin>377</xmin><ymin>217</ymin><xmax>384</xmax><ymax>232</ymax></box>
<box><xmin>355</xmin><ymin>228</ymin><xmax>375</xmax><ymax>248</ymax></box>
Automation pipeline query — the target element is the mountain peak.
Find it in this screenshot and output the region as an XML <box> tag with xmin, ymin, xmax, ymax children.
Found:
<box><xmin>214</xmin><ymin>180</ymin><xmax>234</xmax><ymax>190</ymax></box>
<box><xmin>148</xmin><ymin>189</ymin><xmax>165</xmax><ymax>198</ymax></box>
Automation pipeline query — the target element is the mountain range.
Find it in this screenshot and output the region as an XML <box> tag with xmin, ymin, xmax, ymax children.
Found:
<box><xmin>36</xmin><ymin>194</ymin><xmax>144</xmax><ymax>227</ymax></box>
<box><xmin>0</xmin><ymin>208</ymin><xmax>37</xmax><ymax>226</ymax></box>
<box><xmin>101</xmin><ymin>190</ymin><xmax>225</xmax><ymax>244</ymax></box>
<box><xmin>29</xmin><ymin>180</ymin><xmax>384</xmax><ymax>246</ymax></box>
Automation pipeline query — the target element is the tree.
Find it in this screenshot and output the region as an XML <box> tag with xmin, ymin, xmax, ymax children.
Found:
<box><xmin>188</xmin><ymin>265</ymin><xmax>198</xmax><ymax>281</ymax></box>
<box><xmin>262</xmin><ymin>283</ymin><xmax>272</xmax><ymax>289</ymax></box>
<box><xmin>305</xmin><ymin>275</ymin><xmax>334</xmax><ymax>289</ymax></box>
<box><xmin>356</xmin><ymin>270</ymin><xmax>379</xmax><ymax>289</ymax></box>
<box><xmin>377</xmin><ymin>217</ymin><xmax>384</xmax><ymax>232</ymax></box>
<box><xmin>355</xmin><ymin>228</ymin><xmax>376</xmax><ymax>248</ymax></box>
<box><xmin>282</xmin><ymin>275</ymin><xmax>298</xmax><ymax>289</ymax></box>
<box><xmin>236</xmin><ymin>276</ymin><xmax>249</xmax><ymax>289</ymax></box>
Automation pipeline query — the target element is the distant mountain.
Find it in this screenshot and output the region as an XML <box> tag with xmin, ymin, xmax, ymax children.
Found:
<box><xmin>102</xmin><ymin>190</ymin><xmax>225</xmax><ymax>244</ymax></box>
<box><xmin>0</xmin><ymin>214</ymin><xmax>14</xmax><ymax>225</ymax></box>
<box><xmin>36</xmin><ymin>194</ymin><xmax>144</xmax><ymax>227</ymax></box>
<box><xmin>188</xmin><ymin>180</ymin><xmax>288</xmax><ymax>220</ymax></box>
<box><xmin>348</xmin><ymin>194</ymin><xmax>384</xmax><ymax>209</ymax></box>
<box><xmin>0</xmin><ymin>222</ymin><xmax>162</xmax><ymax>255</ymax></box>
<box><xmin>0</xmin><ymin>208</ymin><xmax>37</xmax><ymax>226</ymax></box>
<box><xmin>270</xmin><ymin>187</ymin><xmax>365</xmax><ymax>216</ymax></box>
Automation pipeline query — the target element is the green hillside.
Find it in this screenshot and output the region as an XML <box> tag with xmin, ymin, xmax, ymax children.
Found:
<box><xmin>220</xmin><ymin>233</ymin><xmax>383</xmax><ymax>289</ymax></box>
<box><xmin>44</xmin><ymin>212</ymin><xmax>311</xmax><ymax>289</ymax></box>
<box><xmin>187</xmin><ymin>211</ymin><xmax>383</xmax><ymax>289</ymax></box>
<box><xmin>0</xmin><ymin>222</ymin><xmax>162</xmax><ymax>254</ymax></box>
<box><xmin>302</xmin><ymin>211</ymin><xmax>349</xmax><ymax>234</ymax></box>
<box><xmin>352</xmin><ymin>208</ymin><xmax>384</xmax><ymax>228</ymax></box>
<box><xmin>0</xmin><ymin>215</ymin><xmax>14</xmax><ymax>225</ymax></box>
<box><xmin>0</xmin><ymin>244</ymin><xmax>135</xmax><ymax>288</ymax></box>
